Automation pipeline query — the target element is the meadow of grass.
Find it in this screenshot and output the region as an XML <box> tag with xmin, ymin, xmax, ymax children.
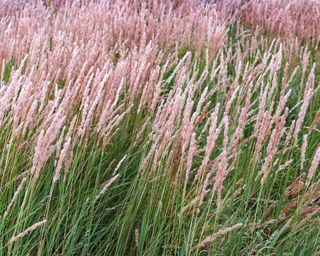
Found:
<box><xmin>0</xmin><ymin>0</ymin><xmax>319</xmax><ymax>255</ymax></box>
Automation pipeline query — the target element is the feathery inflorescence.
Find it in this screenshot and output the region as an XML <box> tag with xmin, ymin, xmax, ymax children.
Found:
<box><xmin>0</xmin><ymin>0</ymin><xmax>319</xmax><ymax>255</ymax></box>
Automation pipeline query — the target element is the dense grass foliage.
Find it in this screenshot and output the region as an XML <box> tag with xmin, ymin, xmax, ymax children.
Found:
<box><xmin>0</xmin><ymin>0</ymin><xmax>319</xmax><ymax>255</ymax></box>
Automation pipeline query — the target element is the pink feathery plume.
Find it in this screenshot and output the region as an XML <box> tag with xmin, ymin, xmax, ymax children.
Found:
<box><xmin>294</xmin><ymin>65</ymin><xmax>315</xmax><ymax>141</ymax></box>
<box><xmin>212</xmin><ymin>116</ymin><xmax>229</xmax><ymax>208</ymax></box>
<box><xmin>306</xmin><ymin>146</ymin><xmax>320</xmax><ymax>187</ymax></box>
